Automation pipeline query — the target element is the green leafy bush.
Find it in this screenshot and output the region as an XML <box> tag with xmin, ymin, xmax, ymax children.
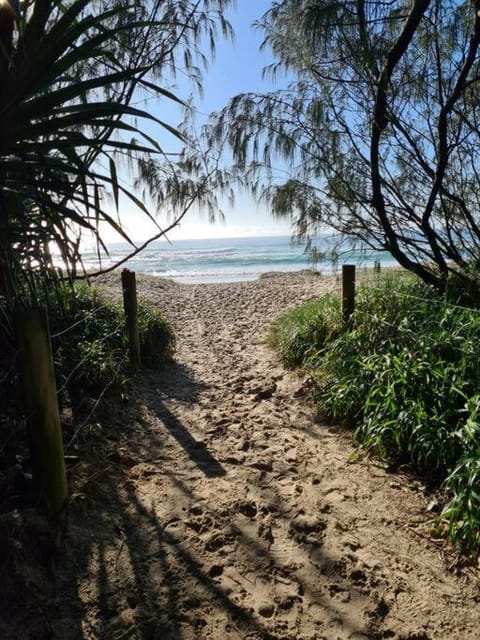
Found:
<box><xmin>138</xmin><ymin>300</ymin><xmax>176</xmax><ymax>368</ymax></box>
<box><xmin>271</xmin><ymin>274</ymin><xmax>480</xmax><ymax>556</ymax></box>
<box><xmin>45</xmin><ymin>282</ymin><xmax>175</xmax><ymax>394</ymax></box>
<box><xmin>49</xmin><ymin>284</ymin><xmax>128</xmax><ymax>393</ymax></box>
<box><xmin>268</xmin><ymin>295</ymin><xmax>341</xmax><ymax>368</ymax></box>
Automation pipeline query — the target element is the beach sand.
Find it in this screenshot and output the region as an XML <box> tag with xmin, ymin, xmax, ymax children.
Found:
<box><xmin>5</xmin><ymin>272</ymin><xmax>479</xmax><ymax>639</ymax></box>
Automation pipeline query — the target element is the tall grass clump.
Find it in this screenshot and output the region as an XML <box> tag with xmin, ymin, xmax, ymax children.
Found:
<box><xmin>271</xmin><ymin>273</ymin><xmax>480</xmax><ymax>556</ymax></box>
<box><xmin>268</xmin><ymin>294</ymin><xmax>342</xmax><ymax>368</ymax></box>
<box><xmin>0</xmin><ymin>282</ymin><xmax>175</xmax><ymax>405</ymax></box>
<box><xmin>49</xmin><ymin>283</ymin><xmax>175</xmax><ymax>394</ymax></box>
<box><xmin>138</xmin><ymin>299</ymin><xmax>176</xmax><ymax>369</ymax></box>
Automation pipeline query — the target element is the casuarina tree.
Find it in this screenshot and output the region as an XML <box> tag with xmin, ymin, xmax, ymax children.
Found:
<box><xmin>207</xmin><ymin>0</ymin><xmax>480</xmax><ymax>294</ymax></box>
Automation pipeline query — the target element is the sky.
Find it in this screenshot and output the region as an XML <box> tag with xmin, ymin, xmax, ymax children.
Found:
<box><xmin>111</xmin><ymin>1</ymin><xmax>293</xmax><ymax>244</ymax></box>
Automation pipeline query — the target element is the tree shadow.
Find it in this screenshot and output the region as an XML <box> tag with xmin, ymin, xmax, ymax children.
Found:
<box><xmin>140</xmin><ymin>360</ymin><xmax>209</xmax><ymax>403</ymax></box>
<box><xmin>141</xmin><ymin>389</ymin><xmax>226</xmax><ymax>479</ymax></box>
<box><xmin>137</xmin><ymin>361</ymin><xmax>226</xmax><ymax>478</ymax></box>
<box><xmin>3</xmin><ymin>361</ymin><xmax>374</xmax><ymax>639</ymax></box>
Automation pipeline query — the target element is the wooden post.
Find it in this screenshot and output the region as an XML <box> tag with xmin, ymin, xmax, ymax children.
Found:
<box><xmin>15</xmin><ymin>307</ymin><xmax>68</xmax><ymax>519</ymax></box>
<box><xmin>342</xmin><ymin>264</ymin><xmax>356</xmax><ymax>326</ymax></box>
<box><xmin>121</xmin><ymin>268</ymin><xmax>141</xmax><ymax>370</ymax></box>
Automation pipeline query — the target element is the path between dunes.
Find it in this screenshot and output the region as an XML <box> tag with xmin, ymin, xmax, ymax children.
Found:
<box><xmin>58</xmin><ymin>273</ymin><xmax>478</xmax><ymax>639</ymax></box>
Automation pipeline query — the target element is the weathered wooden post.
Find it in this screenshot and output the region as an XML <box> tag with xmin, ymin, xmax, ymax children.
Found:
<box><xmin>15</xmin><ymin>307</ymin><xmax>68</xmax><ymax>519</ymax></box>
<box><xmin>342</xmin><ymin>264</ymin><xmax>356</xmax><ymax>326</ymax></box>
<box><xmin>121</xmin><ymin>268</ymin><xmax>141</xmax><ymax>370</ymax></box>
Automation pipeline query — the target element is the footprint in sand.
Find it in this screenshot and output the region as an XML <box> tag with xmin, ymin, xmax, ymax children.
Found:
<box><xmin>289</xmin><ymin>514</ymin><xmax>327</xmax><ymax>545</ymax></box>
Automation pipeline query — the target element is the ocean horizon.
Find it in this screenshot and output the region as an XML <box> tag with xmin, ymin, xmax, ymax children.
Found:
<box><xmin>73</xmin><ymin>235</ymin><xmax>396</xmax><ymax>284</ymax></box>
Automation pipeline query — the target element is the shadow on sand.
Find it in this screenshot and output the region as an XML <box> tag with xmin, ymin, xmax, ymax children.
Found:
<box><xmin>3</xmin><ymin>360</ymin><xmax>371</xmax><ymax>639</ymax></box>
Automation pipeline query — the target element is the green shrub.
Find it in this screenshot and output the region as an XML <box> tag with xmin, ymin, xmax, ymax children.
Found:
<box><xmin>270</xmin><ymin>274</ymin><xmax>480</xmax><ymax>556</ymax></box>
<box><xmin>442</xmin><ymin>451</ymin><xmax>480</xmax><ymax>557</ymax></box>
<box><xmin>26</xmin><ymin>281</ymin><xmax>175</xmax><ymax>395</ymax></box>
<box><xmin>138</xmin><ymin>300</ymin><xmax>176</xmax><ymax>368</ymax></box>
<box><xmin>268</xmin><ymin>295</ymin><xmax>341</xmax><ymax>368</ymax></box>
<box><xmin>439</xmin><ymin>394</ymin><xmax>480</xmax><ymax>556</ymax></box>
<box><xmin>48</xmin><ymin>283</ymin><xmax>127</xmax><ymax>393</ymax></box>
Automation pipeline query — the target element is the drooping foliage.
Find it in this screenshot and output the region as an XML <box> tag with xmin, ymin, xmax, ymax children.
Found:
<box><xmin>0</xmin><ymin>0</ymin><xmax>233</xmax><ymax>301</ymax></box>
<box><xmin>208</xmin><ymin>1</ymin><xmax>480</xmax><ymax>293</ymax></box>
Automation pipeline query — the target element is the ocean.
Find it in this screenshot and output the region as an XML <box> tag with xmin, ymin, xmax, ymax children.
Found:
<box><xmin>78</xmin><ymin>235</ymin><xmax>396</xmax><ymax>284</ymax></box>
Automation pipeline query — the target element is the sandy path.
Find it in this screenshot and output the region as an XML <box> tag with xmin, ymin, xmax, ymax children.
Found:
<box><xmin>49</xmin><ymin>273</ymin><xmax>479</xmax><ymax>639</ymax></box>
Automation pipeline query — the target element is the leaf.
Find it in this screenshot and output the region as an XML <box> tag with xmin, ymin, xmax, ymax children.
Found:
<box><xmin>109</xmin><ymin>157</ymin><xmax>119</xmax><ymax>212</ymax></box>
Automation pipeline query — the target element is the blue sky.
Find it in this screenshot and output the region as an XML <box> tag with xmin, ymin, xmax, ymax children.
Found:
<box><xmin>115</xmin><ymin>1</ymin><xmax>293</xmax><ymax>243</ymax></box>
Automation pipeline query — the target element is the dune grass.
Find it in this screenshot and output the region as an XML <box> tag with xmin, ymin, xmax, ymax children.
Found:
<box><xmin>49</xmin><ymin>282</ymin><xmax>176</xmax><ymax>394</ymax></box>
<box><xmin>0</xmin><ymin>281</ymin><xmax>175</xmax><ymax>404</ymax></box>
<box><xmin>269</xmin><ymin>274</ymin><xmax>480</xmax><ymax>557</ymax></box>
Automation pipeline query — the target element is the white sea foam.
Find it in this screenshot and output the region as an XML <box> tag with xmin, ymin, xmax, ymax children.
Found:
<box><xmin>53</xmin><ymin>235</ymin><xmax>396</xmax><ymax>283</ymax></box>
